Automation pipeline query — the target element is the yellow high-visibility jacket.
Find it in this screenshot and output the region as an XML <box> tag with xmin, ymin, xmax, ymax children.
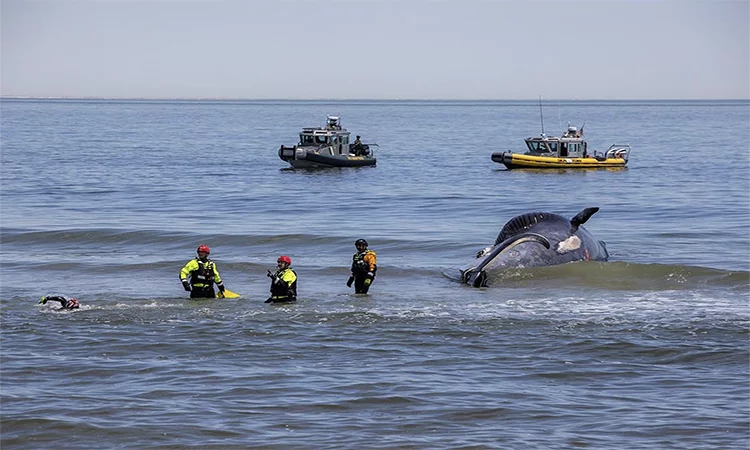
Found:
<box><xmin>270</xmin><ymin>268</ymin><xmax>297</xmax><ymax>300</ymax></box>
<box><xmin>180</xmin><ymin>258</ymin><xmax>223</xmax><ymax>288</ymax></box>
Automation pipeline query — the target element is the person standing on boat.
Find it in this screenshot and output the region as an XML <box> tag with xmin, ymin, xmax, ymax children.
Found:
<box><xmin>352</xmin><ymin>135</ymin><xmax>364</xmax><ymax>155</ymax></box>
<box><xmin>179</xmin><ymin>245</ymin><xmax>226</xmax><ymax>298</ymax></box>
<box><xmin>266</xmin><ymin>255</ymin><xmax>297</xmax><ymax>303</ymax></box>
<box><xmin>347</xmin><ymin>239</ymin><xmax>377</xmax><ymax>294</ymax></box>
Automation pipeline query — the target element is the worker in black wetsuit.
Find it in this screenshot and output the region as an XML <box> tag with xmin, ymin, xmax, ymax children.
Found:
<box><xmin>39</xmin><ymin>294</ymin><xmax>80</xmax><ymax>309</ymax></box>
<box><xmin>347</xmin><ymin>239</ymin><xmax>377</xmax><ymax>294</ymax></box>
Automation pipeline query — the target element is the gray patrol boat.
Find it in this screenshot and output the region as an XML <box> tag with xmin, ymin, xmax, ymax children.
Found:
<box><xmin>278</xmin><ymin>116</ymin><xmax>377</xmax><ymax>168</ymax></box>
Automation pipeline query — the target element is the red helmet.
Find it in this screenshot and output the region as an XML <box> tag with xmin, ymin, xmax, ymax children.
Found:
<box><xmin>197</xmin><ymin>245</ymin><xmax>210</xmax><ymax>254</ymax></box>
<box><xmin>277</xmin><ymin>255</ymin><xmax>291</xmax><ymax>264</ymax></box>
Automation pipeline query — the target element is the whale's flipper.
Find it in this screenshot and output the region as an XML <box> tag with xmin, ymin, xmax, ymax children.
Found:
<box><xmin>464</xmin><ymin>232</ymin><xmax>551</xmax><ymax>287</ymax></box>
<box><xmin>569</xmin><ymin>207</ymin><xmax>600</xmax><ymax>231</ymax></box>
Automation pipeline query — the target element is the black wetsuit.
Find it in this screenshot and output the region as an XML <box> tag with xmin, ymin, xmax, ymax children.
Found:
<box><xmin>40</xmin><ymin>295</ymin><xmax>80</xmax><ymax>309</ymax></box>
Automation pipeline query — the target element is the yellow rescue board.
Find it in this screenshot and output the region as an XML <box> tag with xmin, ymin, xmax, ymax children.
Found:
<box><xmin>218</xmin><ymin>289</ymin><xmax>241</xmax><ymax>299</ymax></box>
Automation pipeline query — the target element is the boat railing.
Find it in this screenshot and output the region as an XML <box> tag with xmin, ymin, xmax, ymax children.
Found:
<box><xmin>604</xmin><ymin>143</ymin><xmax>631</xmax><ymax>161</ymax></box>
<box><xmin>348</xmin><ymin>143</ymin><xmax>378</xmax><ymax>157</ymax></box>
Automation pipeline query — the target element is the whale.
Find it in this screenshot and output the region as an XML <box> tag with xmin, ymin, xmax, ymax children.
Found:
<box><xmin>461</xmin><ymin>207</ymin><xmax>609</xmax><ymax>287</ymax></box>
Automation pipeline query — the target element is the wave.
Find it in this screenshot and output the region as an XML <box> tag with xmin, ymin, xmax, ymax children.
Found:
<box><xmin>445</xmin><ymin>261</ymin><xmax>750</xmax><ymax>291</ymax></box>
<box><xmin>4</xmin><ymin>260</ymin><xmax>746</xmax><ymax>295</ymax></box>
<box><xmin>3</xmin><ymin>228</ymin><xmax>748</xmax><ymax>294</ymax></box>
<box><xmin>17</xmin><ymin>293</ymin><xmax>748</xmax><ymax>340</ymax></box>
<box><xmin>0</xmin><ymin>227</ymin><xmax>418</xmax><ymax>249</ymax></box>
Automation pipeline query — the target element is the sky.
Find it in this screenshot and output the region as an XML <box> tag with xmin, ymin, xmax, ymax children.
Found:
<box><xmin>1</xmin><ymin>0</ymin><xmax>748</xmax><ymax>100</ymax></box>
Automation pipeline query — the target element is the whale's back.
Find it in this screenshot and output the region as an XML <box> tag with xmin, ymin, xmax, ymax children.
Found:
<box><xmin>495</xmin><ymin>212</ymin><xmax>568</xmax><ymax>245</ymax></box>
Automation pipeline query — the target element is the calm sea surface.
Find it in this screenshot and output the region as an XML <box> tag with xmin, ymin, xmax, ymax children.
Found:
<box><xmin>1</xmin><ymin>99</ymin><xmax>748</xmax><ymax>449</ymax></box>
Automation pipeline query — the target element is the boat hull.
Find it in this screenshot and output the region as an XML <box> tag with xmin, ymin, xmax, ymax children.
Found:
<box><xmin>279</xmin><ymin>147</ymin><xmax>376</xmax><ymax>168</ymax></box>
<box><xmin>492</xmin><ymin>152</ymin><xmax>627</xmax><ymax>169</ymax></box>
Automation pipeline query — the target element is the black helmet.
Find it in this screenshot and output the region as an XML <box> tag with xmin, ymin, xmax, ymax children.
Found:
<box><xmin>355</xmin><ymin>239</ymin><xmax>368</xmax><ymax>247</ymax></box>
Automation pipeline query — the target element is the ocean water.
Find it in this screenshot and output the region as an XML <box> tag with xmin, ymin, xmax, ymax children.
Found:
<box><xmin>1</xmin><ymin>98</ymin><xmax>748</xmax><ymax>449</ymax></box>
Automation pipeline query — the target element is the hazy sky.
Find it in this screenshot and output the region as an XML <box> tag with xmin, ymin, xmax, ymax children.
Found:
<box><xmin>2</xmin><ymin>0</ymin><xmax>748</xmax><ymax>100</ymax></box>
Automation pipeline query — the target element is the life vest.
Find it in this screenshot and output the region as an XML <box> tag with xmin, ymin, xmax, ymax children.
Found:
<box><xmin>351</xmin><ymin>250</ymin><xmax>376</xmax><ymax>275</ymax></box>
<box><xmin>270</xmin><ymin>268</ymin><xmax>297</xmax><ymax>300</ymax></box>
<box><xmin>190</xmin><ymin>259</ymin><xmax>216</xmax><ymax>287</ymax></box>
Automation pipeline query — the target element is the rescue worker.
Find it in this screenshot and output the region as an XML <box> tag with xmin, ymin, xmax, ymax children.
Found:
<box><xmin>39</xmin><ymin>294</ymin><xmax>80</xmax><ymax>309</ymax></box>
<box><xmin>179</xmin><ymin>245</ymin><xmax>226</xmax><ymax>299</ymax></box>
<box><xmin>266</xmin><ymin>255</ymin><xmax>297</xmax><ymax>303</ymax></box>
<box><xmin>348</xmin><ymin>239</ymin><xmax>377</xmax><ymax>294</ymax></box>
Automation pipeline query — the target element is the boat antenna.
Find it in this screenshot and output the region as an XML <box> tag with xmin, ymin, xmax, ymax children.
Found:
<box><xmin>538</xmin><ymin>95</ymin><xmax>545</xmax><ymax>136</ymax></box>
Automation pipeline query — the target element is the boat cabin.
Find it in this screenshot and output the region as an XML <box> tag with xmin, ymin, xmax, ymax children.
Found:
<box><xmin>297</xmin><ymin>115</ymin><xmax>351</xmax><ymax>156</ymax></box>
<box><xmin>524</xmin><ymin>126</ymin><xmax>589</xmax><ymax>158</ymax></box>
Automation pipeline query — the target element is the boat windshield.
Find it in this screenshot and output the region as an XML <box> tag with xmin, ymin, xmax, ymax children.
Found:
<box><xmin>526</xmin><ymin>140</ymin><xmax>553</xmax><ymax>153</ymax></box>
<box><xmin>300</xmin><ymin>134</ymin><xmax>330</xmax><ymax>145</ymax></box>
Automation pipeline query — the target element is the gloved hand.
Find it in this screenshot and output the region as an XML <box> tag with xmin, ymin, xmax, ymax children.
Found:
<box><xmin>182</xmin><ymin>280</ymin><xmax>192</xmax><ymax>291</ymax></box>
<box><xmin>347</xmin><ymin>276</ymin><xmax>355</xmax><ymax>287</ymax></box>
<box><xmin>217</xmin><ymin>284</ymin><xmax>225</xmax><ymax>293</ymax></box>
<box><xmin>265</xmin><ymin>298</ymin><xmax>273</xmax><ymax>303</ymax></box>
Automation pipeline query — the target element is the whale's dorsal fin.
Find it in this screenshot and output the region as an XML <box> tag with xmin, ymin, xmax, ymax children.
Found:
<box><xmin>495</xmin><ymin>212</ymin><xmax>551</xmax><ymax>245</ymax></box>
<box><xmin>569</xmin><ymin>207</ymin><xmax>600</xmax><ymax>231</ymax></box>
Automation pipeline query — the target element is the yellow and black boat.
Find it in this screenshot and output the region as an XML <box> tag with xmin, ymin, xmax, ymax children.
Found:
<box><xmin>492</xmin><ymin>125</ymin><xmax>631</xmax><ymax>169</ymax></box>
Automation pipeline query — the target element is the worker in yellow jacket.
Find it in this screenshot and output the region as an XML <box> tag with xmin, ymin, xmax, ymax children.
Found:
<box><xmin>266</xmin><ymin>255</ymin><xmax>297</xmax><ymax>303</ymax></box>
<box><xmin>179</xmin><ymin>245</ymin><xmax>226</xmax><ymax>298</ymax></box>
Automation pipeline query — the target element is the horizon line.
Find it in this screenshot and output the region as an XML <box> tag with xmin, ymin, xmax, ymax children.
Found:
<box><xmin>2</xmin><ymin>96</ymin><xmax>749</xmax><ymax>102</ymax></box>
